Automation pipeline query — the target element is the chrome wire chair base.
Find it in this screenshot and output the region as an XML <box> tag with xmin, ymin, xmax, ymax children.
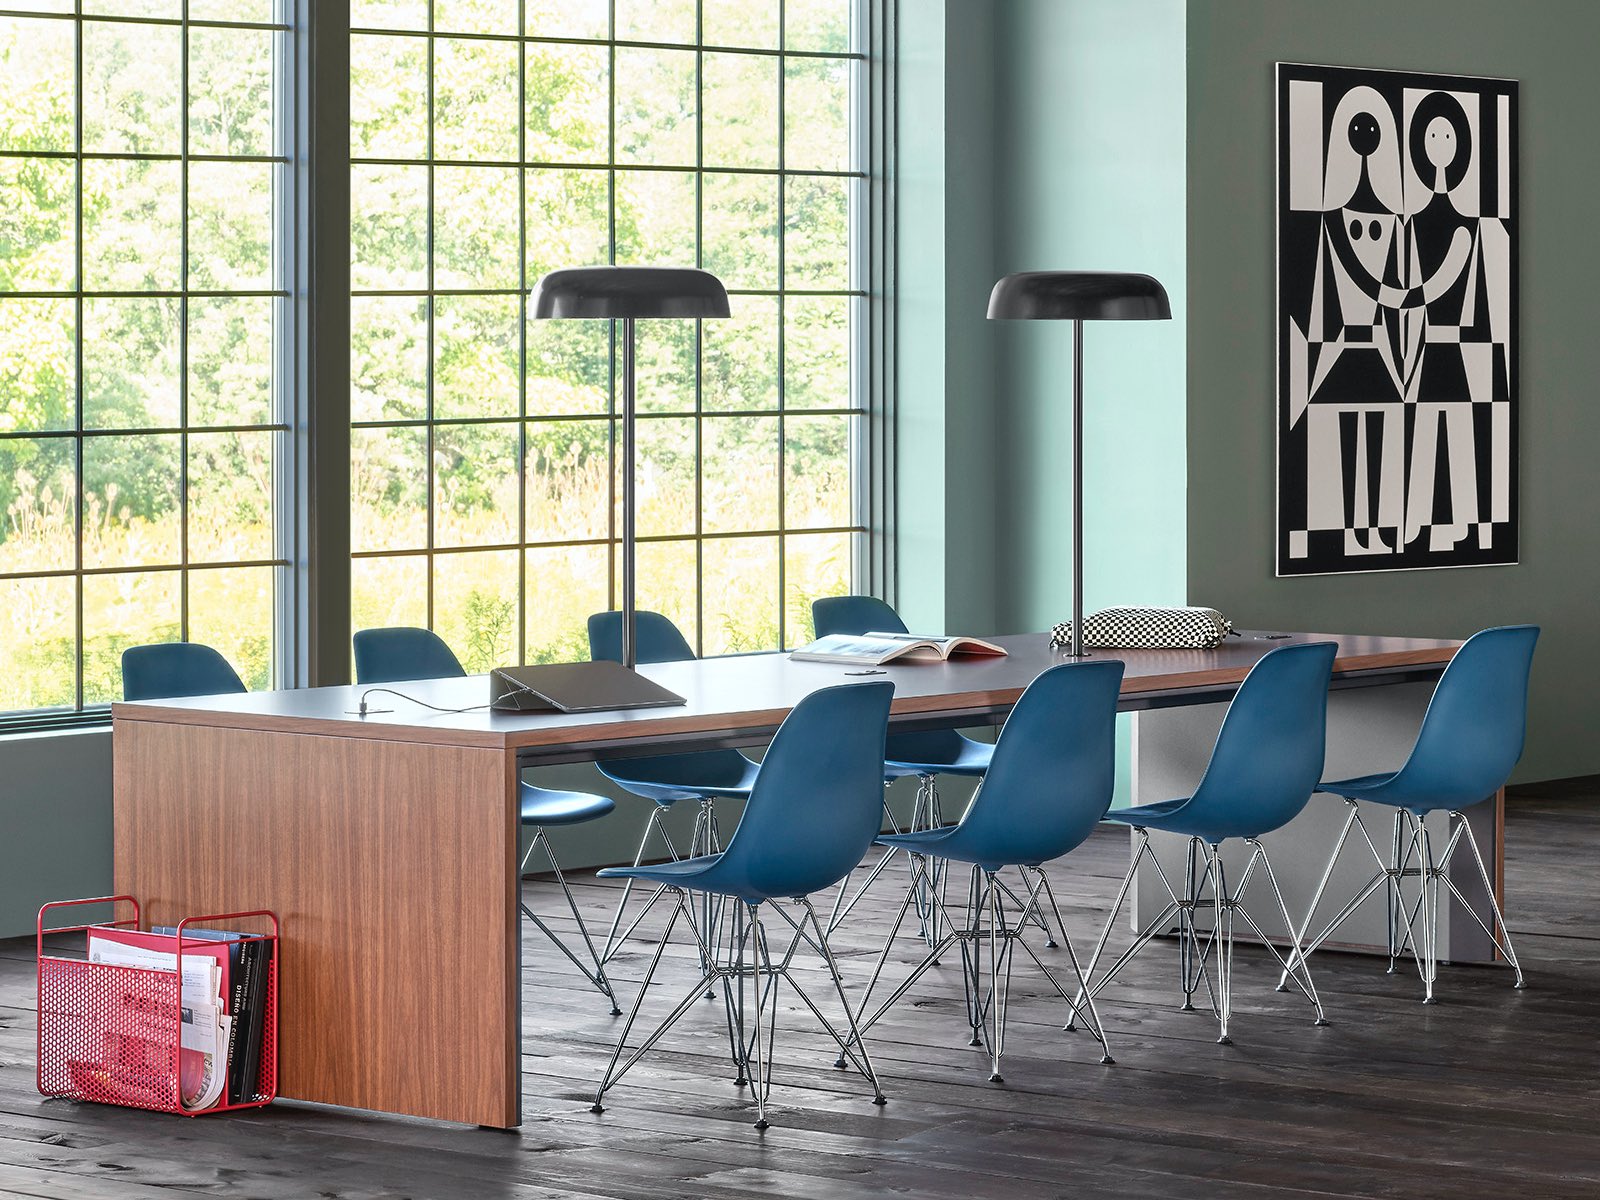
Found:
<box><xmin>519</xmin><ymin>828</ymin><xmax>621</xmax><ymax>1015</ymax></box>
<box><xmin>599</xmin><ymin>798</ymin><xmax>724</xmax><ymax>968</ymax></box>
<box><xmin>590</xmin><ymin>890</ymin><xmax>886</xmax><ymax>1131</ymax></box>
<box><xmin>1077</xmin><ymin>830</ymin><xmax>1327</xmax><ymax>1044</ymax></box>
<box><xmin>846</xmin><ymin>855</ymin><xmax>1112</xmax><ymax>1080</ymax></box>
<box><xmin>826</xmin><ymin>776</ymin><xmax>1055</xmax><ymax>952</ymax></box>
<box><xmin>828</xmin><ymin>775</ymin><xmax>948</xmax><ymax>945</ymax></box>
<box><xmin>1278</xmin><ymin>800</ymin><xmax>1525</xmax><ymax>1004</ymax></box>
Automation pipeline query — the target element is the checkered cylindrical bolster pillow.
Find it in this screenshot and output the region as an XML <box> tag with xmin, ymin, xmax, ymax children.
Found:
<box><xmin>1050</xmin><ymin>607</ymin><xmax>1234</xmax><ymax>650</ymax></box>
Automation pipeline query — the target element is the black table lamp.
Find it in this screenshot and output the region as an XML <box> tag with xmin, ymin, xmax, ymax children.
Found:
<box><xmin>987</xmin><ymin>272</ymin><xmax>1171</xmax><ymax>658</ymax></box>
<box><xmin>531</xmin><ymin>266</ymin><xmax>730</xmax><ymax>672</ymax></box>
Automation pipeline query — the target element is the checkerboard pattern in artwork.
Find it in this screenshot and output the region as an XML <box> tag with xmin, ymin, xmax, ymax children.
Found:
<box><xmin>1050</xmin><ymin>608</ymin><xmax>1234</xmax><ymax>651</ymax></box>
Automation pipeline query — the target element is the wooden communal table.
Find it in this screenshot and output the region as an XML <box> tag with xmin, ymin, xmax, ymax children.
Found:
<box><xmin>112</xmin><ymin>631</ymin><xmax>1464</xmax><ymax>1128</ymax></box>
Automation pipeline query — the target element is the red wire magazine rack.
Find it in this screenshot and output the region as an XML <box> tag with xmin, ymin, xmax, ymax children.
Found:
<box><xmin>37</xmin><ymin>896</ymin><xmax>278</xmax><ymax>1116</ymax></box>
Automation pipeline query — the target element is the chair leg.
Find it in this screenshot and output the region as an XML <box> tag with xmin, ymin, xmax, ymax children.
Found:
<box><xmin>1010</xmin><ymin>867</ymin><xmax>1114</xmax><ymax>1060</ymax></box>
<box><xmin>1050</xmin><ymin>919</ymin><xmax>1115</xmax><ymax>1063</ymax></box>
<box><xmin>695</xmin><ymin>797</ymin><xmax>725</xmax><ymax>996</ymax></box>
<box><xmin>827</xmin><ymin>843</ymin><xmax>897</xmax><ymax>932</ymax></box>
<box><xmin>746</xmin><ymin>904</ymin><xmax>777</xmax><ymax>1129</ymax></box>
<box><xmin>519</xmin><ymin>828</ymin><xmax>620</xmax><ymax>1014</ymax></box>
<box><xmin>1275</xmin><ymin>799</ymin><xmax>1355</xmax><ymax>991</ymax></box>
<box><xmin>1418</xmin><ymin>819</ymin><xmax>1441</xmax><ymax>1003</ymax></box>
<box><xmin>1031</xmin><ymin>867</ymin><xmax>1071</xmax><ymax>956</ymax></box>
<box><xmin>592</xmin><ymin>894</ymin><xmax>697</xmax><ymax>1112</ymax></box>
<box><xmin>828</xmin><ymin>777</ymin><xmax>946</xmax><ymax>943</ymax></box>
<box><xmin>1444</xmin><ymin>808</ymin><xmax>1525</xmax><ymax>987</ymax></box>
<box><xmin>855</xmin><ymin>850</ymin><xmax>937</xmax><ymax>1022</ymax></box>
<box><xmin>767</xmin><ymin>900</ymin><xmax>888</xmax><ymax>1102</ymax></box>
<box><xmin>911</xmin><ymin>775</ymin><xmax>950</xmax><ymax>949</ymax></box>
<box><xmin>1209</xmin><ymin>845</ymin><xmax>1234</xmax><ymax>1044</ymax></box>
<box><xmin>600</xmin><ymin>805</ymin><xmax>680</xmax><ymax>963</ymax></box>
<box><xmin>849</xmin><ymin>851</ymin><xmax>964</xmax><ymax>1056</ymax></box>
<box><xmin>1390</xmin><ymin>812</ymin><xmax>1430</xmax><ymax>978</ymax></box>
<box><xmin>1246</xmin><ymin>840</ymin><xmax>1328</xmax><ymax>1027</ymax></box>
<box><xmin>959</xmin><ymin>865</ymin><xmax>986</xmax><ymax>1046</ymax></box>
<box><xmin>1179</xmin><ymin>838</ymin><xmax>1199</xmax><ymax>1010</ymax></box>
<box><xmin>1387</xmin><ymin>808</ymin><xmax>1404</xmax><ymax>973</ymax></box>
<box><xmin>720</xmin><ymin>900</ymin><xmax>751</xmax><ymax>1085</ymax></box>
<box><xmin>1072</xmin><ymin>829</ymin><xmax>1188</xmax><ymax>1017</ymax></box>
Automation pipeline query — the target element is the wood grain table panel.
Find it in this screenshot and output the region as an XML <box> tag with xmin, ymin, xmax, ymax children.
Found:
<box><xmin>112</xmin><ymin>720</ymin><xmax>521</xmax><ymax>1128</ymax></box>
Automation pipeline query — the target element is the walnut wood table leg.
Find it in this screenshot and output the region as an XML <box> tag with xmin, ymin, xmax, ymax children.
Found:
<box><xmin>113</xmin><ymin>719</ymin><xmax>522</xmax><ymax>1128</ymax></box>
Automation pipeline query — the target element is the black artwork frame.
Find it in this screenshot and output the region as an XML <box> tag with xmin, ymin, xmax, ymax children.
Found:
<box><xmin>1275</xmin><ymin>62</ymin><xmax>1519</xmax><ymax>577</ymax></box>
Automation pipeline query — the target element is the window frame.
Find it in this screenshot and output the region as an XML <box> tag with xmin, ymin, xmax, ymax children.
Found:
<box><xmin>344</xmin><ymin>0</ymin><xmax>876</xmax><ymax>665</ymax></box>
<box><xmin>0</xmin><ymin>0</ymin><xmax>892</xmax><ymax>724</ymax></box>
<box><xmin>0</xmin><ymin>0</ymin><xmax>301</xmax><ymax>732</ymax></box>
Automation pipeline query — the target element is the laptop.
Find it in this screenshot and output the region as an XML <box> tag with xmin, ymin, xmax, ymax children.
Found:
<box><xmin>489</xmin><ymin>661</ymin><xmax>687</xmax><ymax>714</ymax></box>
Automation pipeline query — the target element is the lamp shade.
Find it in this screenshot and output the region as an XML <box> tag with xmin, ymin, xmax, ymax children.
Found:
<box><xmin>987</xmin><ymin>271</ymin><xmax>1171</xmax><ymax>321</ymax></box>
<box><xmin>530</xmin><ymin>266</ymin><xmax>731</xmax><ymax>319</ymax></box>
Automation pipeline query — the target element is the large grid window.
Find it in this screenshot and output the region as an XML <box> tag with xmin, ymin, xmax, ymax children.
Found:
<box><xmin>0</xmin><ymin>2</ymin><xmax>292</xmax><ymax>718</ymax></box>
<box><xmin>349</xmin><ymin>0</ymin><xmax>866</xmax><ymax>669</ymax></box>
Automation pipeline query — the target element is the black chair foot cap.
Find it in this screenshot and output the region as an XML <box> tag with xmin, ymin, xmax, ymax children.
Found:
<box><xmin>1179</xmin><ymin>1002</ymin><xmax>1196</xmax><ymax>1012</ymax></box>
<box><xmin>1422</xmin><ymin>996</ymin><xmax>1438</xmax><ymax>1005</ymax></box>
<box><xmin>1216</xmin><ymin>1034</ymin><xmax>1232</xmax><ymax>1046</ymax></box>
<box><xmin>1045</xmin><ymin>940</ymin><xmax>1059</xmax><ymax>949</ymax></box>
<box><xmin>1273</xmin><ymin>983</ymin><xmax>1289</xmax><ymax>993</ymax></box>
<box><xmin>754</xmin><ymin>1119</ymin><xmax>770</xmax><ymax>1131</ymax></box>
<box><xmin>1099</xmin><ymin>1054</ymin><xmax>1115</xmax><ymax>1065</ymax></box>
<box><xmin>1314</xmin><ymin>1016</ymin><xmax>1330</xmax><ymax>1027</ymax></box>
<box><xmin>1514</xmin><ymin>980</ymin><xmax>1527</xmax><ymax>990</ymax></box>
<box><xmin>734</xmin><ymin>1076</ymin><xmax>748</xmax><ymax>1086</ymax></box>
<box><xmin>609</xmin><ymin>1006</ymin><xmax>622</xmax><ymax>1016</ymax></box>
<box><xmin>590</xmin><ymin>1103</ymin><xmax>605</xmax><ymax>1114</ymax></box>
<box><xmin>968</xmin><ymin>1035</ymin><xmax>982</xmax><ymax>1047</ymax></box>
<box><xmin>833</xmin><ymin>1057</ymin><xmax>847</xmax><ymax>1070</ymax></box>
<box><xmin>1063</xmin><ymin>1022</ymin><xmax>1076</xmax><ymax>1032</ymax></box>
<box><xmin>872</xmin><ymin>1095</ymin><xmax>887</xmax><ymax>1106</ymax></box>
<box><xmin>988</xmin><ymin>1073</ymin><xmax>1004</xmax><ymax>1084</ymax></box>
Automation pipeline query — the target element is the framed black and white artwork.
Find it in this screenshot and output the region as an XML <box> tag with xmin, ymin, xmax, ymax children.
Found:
<box><xmin>1275</xmin><ymin>62</ymin><xmax>1518</xmax><ymax>576</ymax></box>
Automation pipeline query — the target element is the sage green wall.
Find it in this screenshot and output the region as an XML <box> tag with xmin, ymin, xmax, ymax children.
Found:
<box><xmin>0</xmin><ymin>731</ymin><xmax>113</xmax><ymax>938</ymax></box>
<box><xmin>894</xmin><ymin>0</ymin><xmax>1187</xmax><ymax>635</ymax></box>
<box><xmin>1186</xmin><ymin>0</ymin><xmax>1600</xmax><ymax>783</ymax></box>
<box><xmin>992</xmin><ymin>0</ymin><xmax>1188</xmax><ymax>634</ymax></box>
<box><xmin>984</xmin><ymin>0</ymin><xmax>1186</xmax><ymax>803</ymax></box>
<box><xmin>894</xmin><ymin>0</ymin><xmax>1000</xmax><ymax>635</ymax></box>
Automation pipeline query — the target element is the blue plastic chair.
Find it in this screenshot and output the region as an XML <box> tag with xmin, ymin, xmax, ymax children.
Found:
<box><xmin>811</xmin><ymin>596</ymin><xmax>999</xmax><ymax>943</ymax></box>
<box><xmin>122</xmin><ymin>643</ymin><xmax>246</xmax><ymax>701</ymax></box>
<box><xmin>844</xmin><ymin>661</ymin><xmax>1123</xmax><ymax>1081</ymax></box>
<box><xmin>353</xmin><ymin>626</ymin><xmax>621</xmax><ymax>1012</ymax></box>
<box><xmin>587</xmin><ymin>611</ymin><xmax>760</xmax><ymax>961</ymax></box>
<box><xmin>353</xmin><ymin>626</ymin><xmax>471</xmax><ymax>684</ymax></box>
<box><xmin>1280</xmin><ymin>625</ymin><xmax>1538</xmax><ymax>1002</ymax></box>
<box><xmin>1079</xmin><ymin>642</ymin><xmax>1339</xmax><ymax>1044</ymax></box>
<box><xmin>590</xmin><ymin>681</ymin><xmax>895</xmax><ymax>1131</ymax></box>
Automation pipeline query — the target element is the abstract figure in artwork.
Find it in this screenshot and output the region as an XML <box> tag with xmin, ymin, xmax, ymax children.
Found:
<box><xmin>1277</xmin><ymin>64</ymin><xmax>1516</xmax><ymax>576</ymax></box>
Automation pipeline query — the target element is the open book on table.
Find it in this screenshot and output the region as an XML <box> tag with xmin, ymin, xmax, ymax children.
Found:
<box><xmin>789</xmin><ymin>632</ymin><xmax>1007</xmax><ymax>666</ymax></box>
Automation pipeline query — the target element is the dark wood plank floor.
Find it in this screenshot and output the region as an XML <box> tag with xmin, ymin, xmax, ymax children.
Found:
<box><xmin>3</xmin><ymin>791</ymin><xmax>1598</xmax><ymax>1199</ymax></box>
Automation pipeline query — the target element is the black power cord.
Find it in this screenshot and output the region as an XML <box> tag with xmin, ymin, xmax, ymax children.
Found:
<box><xmin>347</xmin><ymin>687</ymin><xmax>491</xmax><ymax>718</ymax></box>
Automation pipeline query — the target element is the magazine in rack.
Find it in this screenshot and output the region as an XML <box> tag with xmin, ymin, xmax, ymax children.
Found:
<box><xmin>789</xmin><ymin>631</ymin><xmax>1008</xmax><ymax>666</ymax></box>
